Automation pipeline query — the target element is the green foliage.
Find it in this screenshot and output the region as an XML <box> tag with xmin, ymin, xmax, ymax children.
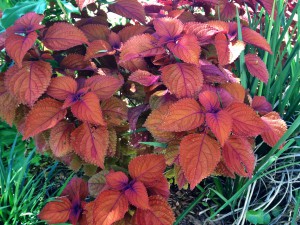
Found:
<box><xmin>246</xmin><ymin>209</ymin><xmax>271</xmax><ymax>224</ymax></box>
<box><xmin>0</xmin><ymin>0</ymin><xmax>47</xmax><ymax>28</ymax></box>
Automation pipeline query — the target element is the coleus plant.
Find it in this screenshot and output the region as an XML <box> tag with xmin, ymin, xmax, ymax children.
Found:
<box><xmin>0</xmin><ymin>0</ymin><xmax>287</xmax><ymax>224</ymax></box>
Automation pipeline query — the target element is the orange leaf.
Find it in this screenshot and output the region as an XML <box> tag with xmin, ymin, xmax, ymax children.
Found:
<box><xmin>101</xmin><ymin>97</ymin><xmax>128</xmax><ymax>126</ymax></box>
<box><xmin>70</xmin><ymin>92</ymin><xmax>106</xmax><ymax>125</ymax></box>
<box><xmin>242</xmin><ymin>27</ymin><xmax>272</xmax><ymax>53</ymax></box>
<box><xmin>88</xmin><ymin>170</ymin><xmax>109</xmax><ymax>198</ymax></box>
<box><xmin>206</xmin><ymin>110</ymin><xmax>232</xmax><ymax>146</ymax></box>
<box><xmin>84</xmin><ymin>40</ymin><xmax>114</xmax><ymax>60</ymax></box>
<box><xmin>215</xmin><ymin>33</ymin><xmax>245</xmax><ymax>65</ymax></box>
<box><xmin>143</xmin><ymin>105</ymin><xmax>176</xmax><ymax>142</ymax></box>
<box><xmin>43</xmin><ymin>22</ymin><xmax>88</xmax><ymax>51</ymax></box>
<box><xmin>125</xmin><ymin>181</ymin><xmax>150</xmax><ymax>209</ymax></box>
<box><xmin>167</xmin><ymin>34</ymin><xmax>200</xmax><ymax>65</ymax></box>
<box><xmin>5</xmin><ymin>32</ymin><xmax>37</xmax><ymax>68</ymax></box>
<box><xmin>61</xmin><ymin>177</ymin><xmax>88</xmax><ymax>201</ymax></box>
<box><xmin>225</xmin><ymin>102</ymin><xmax>265</xmax><ymax>137</ymax></box>
<box><xmin>108</xmin><ymin>0</ymin><xmax>146</xmax><ymax>23</ymax></box>
<box><xmin>106</xmin><ymin>171</ymin><xmax>129</xmax><ymax>190</ymax></box>
<box><xmin>71</xmin><ymin>122</ymin><xmax>109</xmax><ymax>168</ymax></box>
<box><xmin>251</xmin><ymin>96</ymin><xmax>272</xmax><ymax>115</ymax></box>
<box><xmin>161</xmin><ymin>98</ymin><xmax>204</xmax><ymax>132</ymax></box>
<box><xmin>0</xmin><ymin>76</ymin><xmax>18</xmax><ymax>125</ymax></box>
<box><xmin>213</xmin><ymin>159</ymin><xmax>235</xmax><ymax>178</ymax></box>
<box><xmin>76</xmin><ymin>0</ymin><xmax>96</xmax><ymax>10</ymax></box>
<box><xmin>85</xmin><ymin>75</ymin><xmax>123</xmax><ymax>100</ymax></box>
<box><xmin>261</xmin><ymin>112</ymin><xmax>287</xmax><ymax>147</ymax></box>
<box><xmin>245</xmin><ymin>53</ymin><xmax>269</xmax><ymax>83</ymax></box>
<box><xmin>174</xmin><ymin>164</ymin><xmax>188</xmax><ymax>190</ymax></box>
<box><xmin>5</xmin><ymin>61</ymin><xmax>52</xmax><ymax>106</ymax></box>
<box><xmin>120</xmin><ymin>34</ymin><xmax>164</xmax><ymax>62</ymax></box>
<box><xmin>206</xmin><ymin>20</ymin><xmax>229</xmax><ymax>34</ymax></box>
<box><xmin>220</xmin><ymin>83</ymin><xmax>245</xmax><ymax>103</ymax></box>
<box><xmin>79</xmin><ymin>24</ymin><xmax>110</xmax><ymax>42</ymax></box>
<box><xmin>128</xmin><ymin>154</ymin><xmax>166</xmax><ymax>186</ymax></box>
<box><xmin>60</xmin><ymin>53</ymin><xmax>92</xmax><ymax>70</ymax></box>
<box><xmin>180</xmin><ymin>134</ymin><xmax>221</xmax><ymax>189</ymax></box>
<box><xmin>23</xmin><ymin>98</ymin><xmax>67</xmax><ymax>139</ymax></box>
<box><xmin>107</xmin><ymin>128</ymin><xmax>117</xmax><ymax>157</ymax></box>
<box><xmin>184</xmin><ymin>22</ymin><xmax>218</xmax><ymax>45</ymax></box>
<box><xmin>160</xmin><ymin>63</ymin><xmax>203</xmax><ymax>98</ymax></box>
<box><xmin>198</xmin><ymin>90</ymin><xmax>220</xmax><ymax>112</ymax></box>
<box><xmin>135</xmin><ymin>195</ymin><xmax>175</xmax><ymax>225</ymax></box>
<box><xmin>50</xmin><ymin>121</ymin><xmax>75</xmax><ymax>157</ymax></box>
<box><xmin>153</xmin><ymin>17</ymin><xmax>183</xmax><ymax>38</ymax></box>
<box><xmin>47</xmin><ymin>76</ymin><xmax>78</xmax><ymax>101</ymax></box>
<box><xmin>93</xmin><ymin>190</ymin><xmax>129</xmax><ymax>225</ymax></box>
<box><xmin>118</xmin><ymin>25</ymin><xmax>149</xmax><ymax>43</ymax></box>
<box><xmin>222</xmin><ymin>136</ymin><xmax>255</xmax><ymax>177</ymax></box>
<box><xmin>38</xmin><ymin>197</ymin><xmax>71</xmax><ymax>224</ymax></box>
<box><xmin>128</xmin><ymin>70</ymin><xmax>159</xmax><ymax>86</ymax></box>
<box><xmin>145</xmin><ymin>175</ymin><xmax>170</xmax><ymax>199</ymax></box>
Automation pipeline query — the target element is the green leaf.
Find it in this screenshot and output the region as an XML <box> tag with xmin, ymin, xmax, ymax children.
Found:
<box><xmin>246</xmin><ymin>209</ymin><xmax>271</xmax><ymax>224</ymax></box>
<box><xmin>0</xmin><ymin>0</ymin><xmax>47</xmax><ymax>29</ymax></box>
<box><xmin>61</xmin><ymin>1</ymin><xmax>80</xmax><ymax>15</ymax></box>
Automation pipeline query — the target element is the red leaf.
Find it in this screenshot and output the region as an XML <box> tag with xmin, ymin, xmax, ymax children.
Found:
<box><xmin>242</xmin><ymin>27</ymin><xmax>272</xmax><ymax>53</ymax></box>
<box><xmin>84</xmin><ymin>40</ymin><xmax>114</xmax><ymax>60</ymax></box>
<box><xmin>198</xmin><ymin>90</ymin><xmax>220</xmax><ymax>112</ymax></box>
<box><xmin>220</xmin><ymin>83</ymin><xmax>246</xmax><ymax>103</ymax></box>
<box><xmin>135</xmin><ymin>195</ymin><xmax>175</xmax><ymax>225</ymax></box>
<box><xmin>257</xmin><ymin>0</ymin><xmax>277</xmax><ymax>17</ymax></box>
<box><xmin>167</xmin><ymin>34</ymin><xmax>200</xmax><ymax>65</ymax></box>
<box><xmin>70</xmin><ymin>92</ymin><xmax>106</xmax><ymax>125</ymax></box>
<box><xmin>101</xmin><ymin>97</ymin><xmax>128</xmax><ymax>126</ymax></box>
<box><xmin>161</xmin><ymin>98</ymin><xmax>204</xmax><ymax>132</ymax></box>
<box><xmin>38</xmin><ymin>197</ymin><xmax>71</xmax><ymax>224</ymax></box>
<box><xmin>128</xmin><ymin>104</ymin><xmax>150</xmax><ymax>131</ymax></box>
<box><xmin>106</xmin><ymin>171</ymin><xmax>128</xmax><ymax>190</ymax></box>
<box><xmin>125</xmin><ymin>181</ymin><xmax>150</xmax><ymax>209</ymax></box>
<box><xmin>251</xmin><ymin>96</ymin><xmax>272</xmax><ymax>115</ymax></box>
<box><xmin>71</xmin><ymin>122</ymin><xmax>109</xmax><ymax>168</ymax></box>
<box><xmin>79</xmin><ymin>24</ymin><xmax>110</xmax><ymax>42</ymax></box>
<box><xmin>43</xmin><ymin>22</ymin><xmax>88</xmax><ymax>51</ymax></box>
<box><xmin>153</xmin><ymin>17</ymin><xmax>183</xmax><ymax>38</ymax></box>
<box><xmin>76</xmin><ymin>0</ymin><xmax>96</xmax><ymax>10</ymax></box>
<box><xmin>261</xmin><ymin>112</ymin><xmax>287</xmax><ymax>147</ymax></box>
<box><xmin>5</xmin><ymin>32</ymin><xmax>37</xmax><ymax>68</ymax></box>
<box><xmin>47</xmin><ymin>76</ymin><xmax>78</xmax><ymax>101</ymax></box>
<box><xmin>180</xmin><ymin>134</ymin><xmax>221</xmax><ymax>189</ymax></box>
<box><xmin>213</xmin><ymin>159</ymin><xmax>235</xmax><ymax>178</ymax></box>
<box><xmin>61</xmin><ymin>177</ymin><xmax>88</xmax><ymax>201</ymax></box>
<box><xmin>85</xmin><ymin>75</ymin><xmax>123</xmax><ymax>100</ymax></box>
<box><xmin>160</xmin><ymin>63</ymin><xmax>203</xmax><ymax>98</ymax></box>
<box><xmin>223</xmin><ymin>136</ymin><xmax>255</xmax><ymax>177</ymax></box>
<box><xmin>225</xmin><ymin>102</ymin><xmax>265</xmax><ymax>137</ymax></box>
<box><xmin>245</xmin><ymin>53</ymin><xmax>269</xmax><ymax>83</ymax></box>
<box><xmin>219</xmin><ymin>0</ymin><xmax>236</xmax><ymax>20</ymax></box>
<box><xmin>128</xmin><ymin>154</ymin><xmax>166</xmax><ymax>186</ymax></box>
<box><xmin>5</xmin><ymin>61</ymin><xmax>52</xmax><ymax>106</ymax></box>
<box><xmin>120</xmin><ymin>34</ymin><xmax>164</xmax><ymax>62</ymax></box>
<box><xmin>93</xmin><ymin>190</ymin><xmax>129</xmax><ymax>225</ymax></box>
<box><xmin>118</xmin><ymin>25</ymin><xmax>149</xmax><ymax>43</ymax></box>
<box><xmin>206</xmin><ymin>110</ymin><xmax>232</xmax><ymax>146</ymax></box>
<box><xmin>128</xmin><ymin>70</ymin><xmax>159</xmax><ymax>86</ymax></box>
<box><xmin>50</xmin><ymin>121</ymin><xmax>75</xmax><ymax>157</ymax></box>
<box><xmin>108</xmin><ymin>0</ymin><xmax>146</xmax><ymax>23</ymax></box>
<box><xmin>174</xmin><ymin>165</ymin><xmax>188</xmax><ymax>190</ymax></box>
<box><xmin>23</xmin><ymin>98</ymin><xmax>67</xmax><ymax>139</ymax></box>
<box><xmin>184</xmin><ymin>22</ymin><xmax>218</xmax><ymax>45</ymax></box>
<box><xmin>6</xmin><ymin>12</ymin><xmax>44</xmax><ymax>35</ymax></box>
